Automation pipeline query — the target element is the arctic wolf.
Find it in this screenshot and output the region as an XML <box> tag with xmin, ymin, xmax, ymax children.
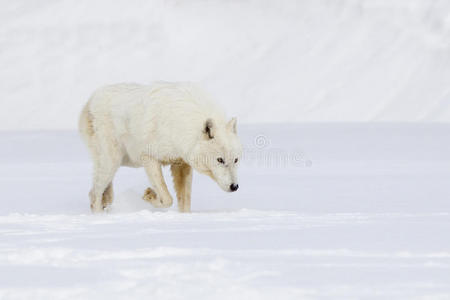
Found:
<box><xmin>79</xmin><ymin>82</ymin><xmax>242</xmax><ymax>212</ymax></box>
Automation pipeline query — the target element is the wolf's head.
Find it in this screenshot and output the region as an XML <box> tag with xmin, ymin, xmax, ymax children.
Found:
<box><xmin>189</xmin><ymin>118</ymin><xmax>242</xmax><ymax>192</ymax></box>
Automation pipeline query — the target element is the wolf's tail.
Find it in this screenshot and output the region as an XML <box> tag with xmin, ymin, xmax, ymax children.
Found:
<box><xmin>78</xmin><ymin>101</ymin><xmax>95</xmax><ymax>145</ymax></box>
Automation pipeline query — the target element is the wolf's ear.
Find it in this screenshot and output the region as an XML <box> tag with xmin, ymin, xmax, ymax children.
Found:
<box><xmin>227</xmin><ymin>117</ymin><xmax>237</xmax><ymax>134</ymax></box>
<box><xmin>203</xmin><ymin>118</ymin><xmax>215</xmax><ymax>139</ymax></box>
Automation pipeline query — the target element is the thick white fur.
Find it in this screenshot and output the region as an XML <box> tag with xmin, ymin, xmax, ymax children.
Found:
<box><xmin>79</xmin><ymin>82</ymin><xmax>242</xmax><ymax>213</ymax></box>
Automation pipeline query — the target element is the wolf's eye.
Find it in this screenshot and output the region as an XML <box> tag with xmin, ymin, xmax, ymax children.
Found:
<box><xmin>234</xmin><ymin>158</ymin><xmax>238</xmax><ymax>163</ymax></box>
<box><xmin>217</xmin><ymin>157</ymin><xmax>224</xmax><ymax>164</ymax></box>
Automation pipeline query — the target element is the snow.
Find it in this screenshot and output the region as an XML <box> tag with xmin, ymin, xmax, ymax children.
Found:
<box><xmin>1</xmin><ymin>0</ymin><xmax>450</xmax><ymax>130</ymax></box>
<box><xmin>1</xmin><ymin>124</ymin><xmax>449</xmax><ymax>299</ymax></box>
<box><xmin>1</xmin><ymin>0</ymin><xmax>449</xmax><ymax>298</ymax></box>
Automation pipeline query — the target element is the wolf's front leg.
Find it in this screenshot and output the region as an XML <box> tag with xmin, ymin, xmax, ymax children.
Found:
<box><xmin>143</xmin><ymin>159</ymin><xmax>173</xmax><ymax>208</ymax></box>
<box><xmin>171</xmin><ymin>162</ymin><xmax>193</xmax><ymax>212</ymax></box>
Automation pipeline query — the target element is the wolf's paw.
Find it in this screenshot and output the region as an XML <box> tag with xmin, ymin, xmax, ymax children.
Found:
<box><xmin>90</xmin><ymin>201</ymin><xmax>104</xmax><ymax>213</ymax></box>
<box><xmin>143</xmin><ymin>187</ymin><xmax>173</xmax><ymax>208</ymax></box>
<box><xmin>152</xmin><ymin>195</ymin><xmax>173</xmax><ymax>208</ymax></box>
<box><xmin>143</xmin><ymin>187</ymin><xmax>157</xmax><ymax>202</ymax></box>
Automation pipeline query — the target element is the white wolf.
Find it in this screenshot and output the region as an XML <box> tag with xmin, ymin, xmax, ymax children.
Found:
<box><xmin>79</xmin><ymin>82</ymin><xmax>242</xmax><ymax>213</ymax></box>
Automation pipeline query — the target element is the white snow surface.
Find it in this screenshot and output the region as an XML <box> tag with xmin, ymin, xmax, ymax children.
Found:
<box><xmin>0</xmin><ymin>124</ymin><xmax>449</xmax><ymax>299</ymax></box>
<box><xmin>1</xmin><ymin>0</ymin><xmax>450</xmax><ymax>130</ymax></box>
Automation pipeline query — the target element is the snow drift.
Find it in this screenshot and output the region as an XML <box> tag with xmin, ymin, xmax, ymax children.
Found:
<box><xmin>1</xmin><ymin>0</ymin><xmax>450</xmax><ymax>130</ymax></box>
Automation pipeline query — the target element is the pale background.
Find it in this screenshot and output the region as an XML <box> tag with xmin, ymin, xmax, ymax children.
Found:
<box><xmin>1</xmin><ymin>0</ymin><xmax>450</xmax><ymax>130</ymax></box>
<box><xmin>1</xmin><ymin>2</ymin><xmax>450</xmax><ymax>298</ymax></box>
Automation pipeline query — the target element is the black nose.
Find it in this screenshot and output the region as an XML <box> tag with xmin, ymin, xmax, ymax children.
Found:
<box><xmin>230</xmin><ymin>183</ymin><xmax>239</xmax><ymax>192</ymax></box>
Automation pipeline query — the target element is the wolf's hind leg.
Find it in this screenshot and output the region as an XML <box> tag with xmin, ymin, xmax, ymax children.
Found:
<box><xmin>102</xmin><ymin>183</ymin><xmax>114</xmax><ymax>209</ymax></box>
<box><xmin>90</xmin><ymin>166</ymin><xmax>118</xmax><ymax>213</ymax></box>
<box><xmin>88</xmin><ymin>140</ymin><xmax>121</xmax><ymax>213</ymax></box>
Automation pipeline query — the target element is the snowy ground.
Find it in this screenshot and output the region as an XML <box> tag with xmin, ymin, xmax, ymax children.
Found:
<box><xmin>0</xmin><ymin>123</ymin><xmax>449</xmax><ymax>299</ymax></box>
<box><xmin>2</xmin><ymin>1</ymin><xmax>449</xmax><ymax>298</ymax></box>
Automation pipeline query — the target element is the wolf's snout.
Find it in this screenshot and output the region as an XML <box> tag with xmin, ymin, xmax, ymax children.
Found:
<box><xmin>230</xmin><ymin>183</ymin><xmax>239</xmax><ymax>192</ymax></box>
